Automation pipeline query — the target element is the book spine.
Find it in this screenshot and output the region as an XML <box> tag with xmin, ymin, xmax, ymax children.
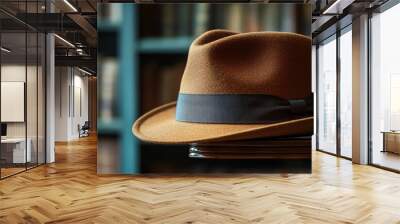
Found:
<box><xmin>244</xmin><ymin>4</ymin><xmax>259</xmax><ymax>32</ymax></box>
<box><xmin>227</xmin><ymin>5</ymin><xmax>243</xmax><ymax>32</ymax></box>
<box><xmin>214</xmin><ymin>5</ymin><xmax>226</xmax><ymax>30</ymax></box>
<box><xmin>162</xmin><ymin>4</ymin><xmax>175</xmax><ymax>37</ymax></box>
<box><xmin>177</xmin><ymin>5</ymin><xmax>191</xmax><ymax>37</ymax></box>
<box><xmin>109</xmin><ymin>4</ymin><xmax>122</xmax><ymax>24</ymax></box>
<box><xmin>99</xmin><ymin>4</ymin><xmax>122</xmax><ymax>24</ymax></box>
<box><xmin>99</xmin><ymin>58</ymin><xmax>118</xmax><ymax>122</ymax></box>
<box><xmin>194</xmin><ymin>4</ymin><xmax>209</xmax><ymax>36</ymax></box>
<box><xmin>262</xmin><ymin>4</ymin><xmax>280</xmax><ymax>32</ymax></box>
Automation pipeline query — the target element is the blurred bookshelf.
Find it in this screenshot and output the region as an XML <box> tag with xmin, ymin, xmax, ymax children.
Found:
<box><xmin>97</xmin><ymin>22</ymin><xmax>119</xmax><ymax>32</ymax></box>
<box><xmin>97</xmin><ymin>118</ymin><xmax>123</xmax><ymax>134</ymax></box>
<box><xmin>98</xmin><ymin>4</ymin><xmax>138</xmax><ymax>174</ymax></box>
<box><xmin>97</xmin><ymin>3</ymin><xmax>311</xmax><ymax>174</ymax></box>
<box><xmin>138</xmin><ymin>37</ymin><xmax>193</xmax><ymax>54</ymax></box>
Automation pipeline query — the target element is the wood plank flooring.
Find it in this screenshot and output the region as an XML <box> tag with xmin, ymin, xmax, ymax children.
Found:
<box><xmin>1</xmin><ymin>135</ymin><xmax>400</xmax><ymax>223</ymax></box>
<box><xmin>1</xmin><ymin>167</ymin><xmax>26</xmax><ymax>178</ymax></box>
<box><xmin>372</xmin><ymin>150</ymin><xmax>400</xmax><ymax>171</ymax></box>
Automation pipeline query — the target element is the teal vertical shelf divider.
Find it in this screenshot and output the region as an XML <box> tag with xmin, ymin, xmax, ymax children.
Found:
<box><xmin>119</xmin><ymin>4</ymin><xmax>139</xmax><ymax>173</ymax></box>
<box><xmin>98</xmin><ymin>4</ymin><xmax>196</xmax><ymax>174</ymax></box>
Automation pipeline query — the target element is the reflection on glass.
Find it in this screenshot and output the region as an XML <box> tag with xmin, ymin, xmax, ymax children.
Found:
<box><xmin>0</xmin><ymin>1</ymin><xmax>47</xmax><ymax>179</ymax></box>
<box><xmin>38</xmin><ymin>33</ymin><xmax>46</xmax><ymax>165</ymax></box>
<box><xmin>27</xmin><ymin>31</ymin><xmax>38</xmax><ymax>169</ymax></box>
<box><xmin>371</xmin><ymin>4</ymin><xmax>400</xmax><ymax>171</ymax></box>
<box><xmin>339</xmin><ymin>28</ymin><xmax>352</xmax><ymax>158</ymax></box>
<box><xmin>317</xmin><ymin>36</ymin><xmax>337</xmax><ymax>154</ymax></box>
<box><xmin>1</xmin><ymin>32</ymin><xmax>27</xmax><ymax>177</ymax></box>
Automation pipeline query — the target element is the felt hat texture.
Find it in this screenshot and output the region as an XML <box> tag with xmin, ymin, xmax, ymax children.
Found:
<box><xmin>133</xmin><ymin>29</ymin><xmax>313</xmax><ymax>144</ymax></box>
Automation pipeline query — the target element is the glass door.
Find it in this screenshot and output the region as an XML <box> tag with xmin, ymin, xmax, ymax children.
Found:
<box><xmin>317</xmin><ymin>35</ymin><xmax>337</xmax><ymax>154</ymax></box>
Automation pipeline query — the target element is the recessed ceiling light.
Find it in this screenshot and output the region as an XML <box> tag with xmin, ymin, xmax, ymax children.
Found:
<box><xmin>323</xmin><ymin>0</ymin><xmax>354</xmax><ymax>15</ymax></box>
<box><xmin>1</xmin><ymin>47</ymin><xmax>11</xmax><ymax>53</ymax></box>
<box><xmin>78</xmin><ymin>67</ymin><xmax>93</xmax><ymax>76</ymax></box>
<box><xmin>54</xmin><ymin>34</ymin><xmax>75</xmax><ymax>48</ymax></box>
<box><xmin>63</xmin><ymin>0</ymin><xmax>78</xmax><ymax>12</ymax></box>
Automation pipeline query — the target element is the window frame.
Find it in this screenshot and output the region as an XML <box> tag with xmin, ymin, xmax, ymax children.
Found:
<box><xmin>315</xmin><ymin>22</ymin><xmax>353</xmax><ymax>160</ymax></box>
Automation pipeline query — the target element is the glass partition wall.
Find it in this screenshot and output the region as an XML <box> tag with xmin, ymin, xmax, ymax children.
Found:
<box><xmin>0</xmin><ymin>3</ymin><xmax>46</xmax><ymax>179</ymax></box>
<box><xmin>316</xmin><ymin>25</ymin><xmax>352</xmax><ymax>159</ymax></box>
<box><xmin>370</xmin><ymin>2</ymin><xmax>400</xmax><ymax>171</ymax></box>
<box><xmin>0</xmin><ymin>31</ymin><xmax>27</xmax><ymax>177</ymax></box>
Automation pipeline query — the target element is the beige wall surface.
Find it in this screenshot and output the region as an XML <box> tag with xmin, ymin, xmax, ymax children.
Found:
<box><xmin>1</xmin><ymin>63</ymin><xmax>46</xmax><ymax>164</ymax></box>
<box><xmin>1</xmin><ymin>65</ymin><xmax>42</xmax><ymax>139</ymax></box>
<box><xmin>54</xmin><ymin>67</ymin><xmax>89</xmax><ymax>141</ymax></box>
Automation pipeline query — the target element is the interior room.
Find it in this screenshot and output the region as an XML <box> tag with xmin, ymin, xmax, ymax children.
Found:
<box><xmin>314</xmin><ymin>0</ymin><xmax>400</xmax><ymax>171</ymax></box>
<box><xmin>52</xmin><ymin>3</ymin><xmax>97</xmax><ymax>143</ymax></box>
<box><xmin>0</xmin><ymin>0</ymin><xmax>400</xmax><ymax>223</ymax></box>
<box><xmin>0</xmin><ymin>4</ymin><xmax>46</xmax><ymax>178</ymax></box>
<box><xmin>370</xmin><ymin>3</ymin><xmax>400</xmax><ymax>171</ymax></box>
<box><xmin>0</xmin><ymin>0</ymin><xmax>96</xmax><ymax>180</ymax></box>
<box><xmin>54</xmin><ymin>66</ymin><xmax>94</xmax><ymax>142</ymax></box>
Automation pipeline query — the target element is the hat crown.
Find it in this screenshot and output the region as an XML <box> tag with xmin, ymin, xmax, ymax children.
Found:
<box><xmin>179</xmin><ymin>29</ymin><xmax>311</xmax><ymax>100</ymax></box>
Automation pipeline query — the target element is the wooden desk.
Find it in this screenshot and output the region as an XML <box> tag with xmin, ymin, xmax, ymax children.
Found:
<box><xmin>382</xmin><ymin>131</ymin><xmax>400</xmax><ymax>154</ymax></box>
<box><xmin>1</xmin><ymin>138</ymin><xmax>32</xmax><ymax>163</ymax></box>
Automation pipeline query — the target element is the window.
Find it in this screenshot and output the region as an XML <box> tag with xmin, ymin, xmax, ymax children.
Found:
<box><xmin>317</xmin><ymin>35</ymin><xmax>337</xmax><ymax>154</ymax></box>
<box><xmin>339</xmin><ymin>27</ymin><xmax>352</xmax><ymax>158</ymax></box>
<box><xmin>370</xmin><ymin>3</ymin><xmax>400</xmax><ymax>171</ymax></box>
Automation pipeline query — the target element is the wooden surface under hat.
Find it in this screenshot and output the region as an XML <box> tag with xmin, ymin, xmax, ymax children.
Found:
<box><xmin>189</xmin><ymin>136</ymin><xmax>311</xmax><ymax>159</ymax></box>
<box><xmin>133</xmin><ymin>102</ymin><xmax>313</xmax><ymax>144</ymax></box>
<box><xmin>180</xmin><ymin>30</ymin><xmax>312</xmax><ymax>100</ymax></box>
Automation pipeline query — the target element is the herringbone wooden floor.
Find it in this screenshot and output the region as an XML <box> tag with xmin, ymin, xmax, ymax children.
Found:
<box><xmin>1</xmin><ymin>135</ymin><xmax>400</xmax><ymax>224</ymax></box>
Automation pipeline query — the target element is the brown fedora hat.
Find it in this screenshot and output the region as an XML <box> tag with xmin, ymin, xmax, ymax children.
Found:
<box><xmin>133</xmin><ymin>29</ymin><xmax>313</xmax><ymax>144</ymax></box>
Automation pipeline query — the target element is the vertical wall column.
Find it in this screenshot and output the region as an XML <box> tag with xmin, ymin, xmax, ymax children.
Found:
<box><xmin>46</xmin><ymin>33</ymin><xmax>55</xmax><ymax>163</ymax></box>
<box><xmin>54</xmin><ymin>67</ymin><xmax>70</xmax><ymax>141</ymax></box>
<box><xmin>45</xmin><ymin>0</ymin><xmax>56</xmax><ymax>163</ymax></box>
<box><xmin>352</xmin><ymin>14</ymin><xmax>369</xmax><ymax>164</ymax></box>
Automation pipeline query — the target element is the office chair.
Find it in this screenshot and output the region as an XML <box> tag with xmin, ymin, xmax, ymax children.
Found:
<box><xmin>79</xmin><ymin>121</ymin><xmax>90</xmax><ymax>138</ymax></box>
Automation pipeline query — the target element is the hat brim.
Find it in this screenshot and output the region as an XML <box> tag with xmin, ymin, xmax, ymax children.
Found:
<box><xmin>133</xmin><ymin>102</ymin><xmax>313</xmax><ymax>144</ymax></box>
